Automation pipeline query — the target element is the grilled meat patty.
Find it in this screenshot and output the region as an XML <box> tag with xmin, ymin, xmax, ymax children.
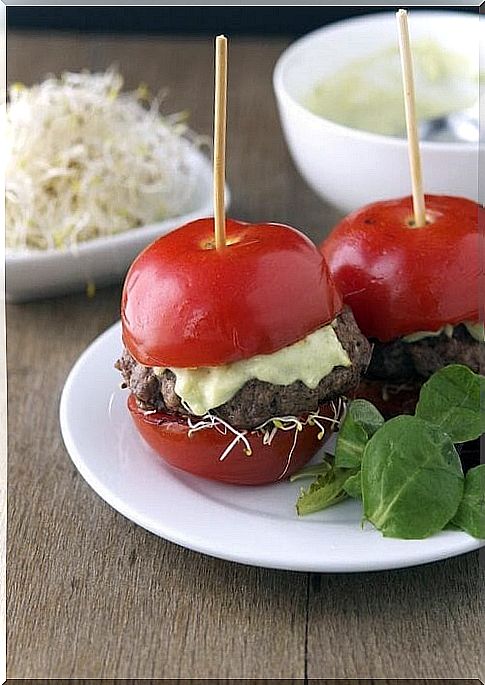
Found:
<box><xmin>116</xmin><ymin>306</ymin><xmax>371</xmax><ymax>430</ymax></box>
<box><xmin>367</xmin><ymin>324</ymin><xmax>483</xmax><ymax>381</ymax></box>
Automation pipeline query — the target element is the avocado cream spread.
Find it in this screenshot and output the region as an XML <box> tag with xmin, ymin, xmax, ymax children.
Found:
<box><xmin>402</xmin><ymin>322</ymin><xmax>484</xmax><ymax>343</ymax></box>
<box><xmin>154</xmin><ymin>322</ymin><xmax>351</xmax><ymax>416</ymax></box>
<box><xmin>305</xmin><ymin>39</ymin><xmax>478</xmax><ymax>137</ymax></box>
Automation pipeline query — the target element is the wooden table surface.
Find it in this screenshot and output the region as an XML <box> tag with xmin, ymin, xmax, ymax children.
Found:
<box><xmin>6</xmin><ymin>32</ymin><xmax>483</xmax><ymax>680</ymax></box>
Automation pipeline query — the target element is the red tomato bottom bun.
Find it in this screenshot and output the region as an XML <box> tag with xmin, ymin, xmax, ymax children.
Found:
<box><xmin>351</xmin><ymin>378</ymin><xmax>422</xmax><ymax>419</ymax></box>
<box><xmin>128</xmin><ymin>394</ymin><xmax>337</xmax><ymax>485</ymax></box>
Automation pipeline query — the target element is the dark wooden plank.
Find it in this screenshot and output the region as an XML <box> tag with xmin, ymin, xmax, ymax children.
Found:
<box><xmin>307</xmin><ymin>552</ymin><xmax>483</xmax><ymax>679</ymax></box>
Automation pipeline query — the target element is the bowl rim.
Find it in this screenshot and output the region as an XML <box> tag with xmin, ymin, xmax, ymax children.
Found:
<box><xmin>273</xmin><ymin>9</ymin><xmax>479</xmax><ymax>152</ymax></box>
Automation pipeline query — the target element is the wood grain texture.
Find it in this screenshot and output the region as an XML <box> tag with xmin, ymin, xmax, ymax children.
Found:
<box><xmin>7</xmin><ymin>291</ymin><xmax>308</xmax><ymax>679</ymax></box>
<box><xmin>308</xmin><ymin>555</ymin><xmax>484</xmax><ymax>679</ymax></box>
<box><xmin>6</xmin><ymin>31</ymin><xmax>483</xmax><ymax>680</ymax></box>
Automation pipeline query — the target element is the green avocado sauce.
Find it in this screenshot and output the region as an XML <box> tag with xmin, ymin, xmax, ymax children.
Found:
<box><xmin>402</xmin><ymin>322</ymin><xmax>484</xmax><ymax>343</ymax></box>
<box><xmin>305</xmin><ymin>39</ymin><xmax>478</xmax><ymax>137</ymax></box>
<box><xmin>154</xmin><ymin>322</ymin><xmax>351</xmax><ymax>417</ymax></box>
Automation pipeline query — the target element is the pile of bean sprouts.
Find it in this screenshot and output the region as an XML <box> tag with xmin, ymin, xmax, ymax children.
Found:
<box><xmin>5</xmin><ymin>70</ymin><xmax>202</xmax><ymax>251</ymax></box>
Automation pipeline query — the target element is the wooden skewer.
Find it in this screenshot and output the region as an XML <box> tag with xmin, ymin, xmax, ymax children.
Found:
<box><xmin>396</xmin><ymin>9</ymin><xmax>426</xmax><ymax>227</ymax></box>
<box><xmin>213</xmin><ymin>35</ymin><xmax>228</xmax><ymax>249</ymax></box>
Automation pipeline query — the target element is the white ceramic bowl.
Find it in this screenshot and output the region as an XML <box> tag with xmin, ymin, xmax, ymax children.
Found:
<box><xmin>6</xmin><ymin>146</ymin><xmax>228</xmax><ymax>302</ymax></box>
<box><xmin>273</xmin><ymin>11</ymin><xmax>479</xmax><ymax>213</ymax></box>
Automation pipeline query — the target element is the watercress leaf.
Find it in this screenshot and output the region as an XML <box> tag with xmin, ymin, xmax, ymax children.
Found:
<box><xmin>290</xmin><ymin>457</ymin><xmax>332</xmax><ymax>482</ymax></box>
<box><xmin>451</xmin><ymin>465</ymin><xmax>485</xmax><ymax>539</ymax></box>
<box><xmin>334</xmin><ymin>421</ymin><xmax>367</xmax><ymax>469</ymax></box>
<box><xmin>343</xmin><ymin>471</ymin><xmax>362</xmax><ymax>499</ymax></box>
<box><xmin>347</xmin><ymin>398</ymin><xmax>386</xmax><ymax>436</ymax></box>
<box><xmin>444</xmin><ymin>520</ymin><xmax>461</xmax><ymax>531</ymax></box>
<box><xmin>335</xmin><ymin>399</ymin><xmax>385</xmax><ymax>468</ymax></box>
<box><xmin>296</xmin><ymin>466</ymin><xmax>351</xmax><ymax>516</ymax></box>
<box><xmin>415</xmin><ymin>364</ymin><xmax>485</xmax><ymax>443</ymax></box>
<box><xmin>362</xmin><ymin>415</ymin><xmax>464</xmax><ymax>539</ymax></box>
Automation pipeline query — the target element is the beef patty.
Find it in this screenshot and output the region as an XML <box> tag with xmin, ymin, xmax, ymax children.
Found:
<box><xmin>116</xmin><ymin>306</ymin><xmax>371</xmax><ymax>430</ymax></box>
<box><xmin>367</xmin><ymin>324</ymin><xmax>483</xmax><ymax>381</ymax></box>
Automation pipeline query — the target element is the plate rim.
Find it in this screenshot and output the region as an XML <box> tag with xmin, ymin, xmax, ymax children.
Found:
<box><xmin>60</xmin><ymin>321</ymin><xmax>484</xmax><ymax>573</ymax></box>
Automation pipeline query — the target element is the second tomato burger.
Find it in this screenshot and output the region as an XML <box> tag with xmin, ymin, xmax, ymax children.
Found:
<box><xmin>322</xmin><ymin>195</ymin><xmax>483</xmax><ymax>416</ymax></box>
<box><xmin>116</xmin><ymin>218</ymin><xmax>371</xmax><ymax>484</ymax></box>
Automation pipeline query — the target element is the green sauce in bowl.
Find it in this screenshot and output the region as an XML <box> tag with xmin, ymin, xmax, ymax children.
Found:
<box><xmin>305</xmin><ymin>39</ymin><xmax>478</xmax><ymax>137</ymax></box>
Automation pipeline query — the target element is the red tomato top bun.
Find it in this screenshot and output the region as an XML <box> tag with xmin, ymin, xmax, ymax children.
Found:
<box><xmin>321</xmin><ymin>195</ymin><xmax>480</xmax><ymax>342</ymax></box>
<box><xmin>122</xmin><ymin>217</ymin><xmax>343</xmax><ymax>367</ymax></box>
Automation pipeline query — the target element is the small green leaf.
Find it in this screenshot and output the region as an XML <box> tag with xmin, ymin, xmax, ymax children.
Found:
<box><xmin>452</xmin><ymin>465</ymin><xmax>485</xmax><ymax>538</ymax></box>
<box><xmin>347</xmin><ymin>398</ymin><xmax>386</xmax><ymax>436</ymax></box>
<box><xmin>335</xmin><ymin>399</ymin><xmax>384</xmax><ymax>468</ymax></box>
<box><xmin>343</xmin><ymin>471</ymin><xmax>362</xmax><ymax>499</ymax></box>
<box><xmin>362</xmin><ymin>415</ymin><xmax>464</xmax><ymax>539</ymax></box>
<box><xmin>296</xmin><ymin>467</ymin><xmax>351</xmax><ymax>516</ymax></box>
<box><xmin>290</xmin><ymin>457</ymin><xmax>332</xmax><ymax>482</ymax></box>
<box><xmin>415</xmin><ymin>364</ymin><xmax>485</xmax><ymax>443</ymax></box>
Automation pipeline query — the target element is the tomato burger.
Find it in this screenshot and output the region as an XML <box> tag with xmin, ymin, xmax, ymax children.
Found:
<box><xmin>116</xmin><ymin>217</ymin><xmax>371</xmax><ymax>484</ymax></box>
<box><xmin>322</xmin><ymin>195</ymin><xmax>483</xmax><ymax>416</ymax></box>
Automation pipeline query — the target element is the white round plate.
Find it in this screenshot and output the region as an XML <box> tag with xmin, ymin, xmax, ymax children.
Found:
<box><xmin>6</xmin><ymin>146</ymin><xmax>229</xmax><ymax>302</ymax></box>
<box><xmin>60</xmin><ymin>322</ymin><xmax>483</xmax><ymax>572</ymax></box>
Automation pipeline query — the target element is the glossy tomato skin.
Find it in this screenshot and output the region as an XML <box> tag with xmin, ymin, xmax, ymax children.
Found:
<box><xmin>321</xmin><ymin>195</ymin><xmax>480</xmax><ymax>342</ymax></box>
<box><xmin>122</xmin><ymin>218</ymin><xmax>342</xmax><ymax>367</ymax></box>
<box><xmin>128</xmin><ymin>395</ymin><xmax>336</xmax><ymax>485</ymax></box>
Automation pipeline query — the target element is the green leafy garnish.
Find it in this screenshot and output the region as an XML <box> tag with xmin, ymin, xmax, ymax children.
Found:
<box><xmin>451</xmin><ymin>465</ymin><xmax>485</xmax><ymax>538</ymax></box>
<box><xmin>293</xmin><ymin>401</ymin><xmax>380</xmax><ymax>511</ymax></box>
<box><xmin>343</xmin><ymin>470</ymin><xmax>362</xmax><ymax>499</ymax></box>
<box><xmin>289</xmin><ymin>458</ymin><xmax>332</xmax><ymax>482</ymax></box>
<box><xmin>362</xmin><ymin>415</ymin><xmax>464</xmax><ymax>539</ymax></box>
<box><xmin>294</xmin><ymin>364</ymin><xmax>484</xmax><ymax>540</ymax></box>
<box><xmin>296</xmin><ymin>466</ymin><xmax>354</xmax><ymax>516</ymax></box>
<box><xmin>415</xmin><ymin>364</ymin><xmax>485</xmax><ymax>443</ymax></box>
<box><xmin>334</xmin><ymin>399</ymin><xmax>384</xmax><ymax>468</ymax></box>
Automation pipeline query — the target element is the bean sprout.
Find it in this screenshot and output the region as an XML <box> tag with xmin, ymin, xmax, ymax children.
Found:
<box><xmin>5</xmin><ymin>69</ymin><xmax>203</xmax><ymax>251</ymax></box>
<box><xmin>185</xmin><ymin>400</ymin><xmax>345</xmax><ymax>473</ymax></box>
